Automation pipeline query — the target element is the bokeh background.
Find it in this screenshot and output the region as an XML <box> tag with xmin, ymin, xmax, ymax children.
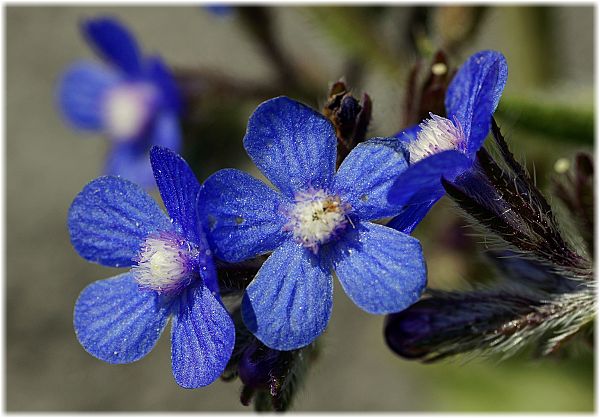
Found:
<box><xmin>6</xmin><ymin>5</ymin><xmax>594</xmax><ymax>412</ymax></box>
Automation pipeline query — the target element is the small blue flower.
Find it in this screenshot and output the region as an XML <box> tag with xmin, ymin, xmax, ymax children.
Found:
<box><xmin>387</xmin><ymin>50</ymin><xmax>508</xmax><ymax>233</ymax></box>
<box><xmin>68</xmin><ymin>146</ymin><xmax>234</xmax><ymax>388</ymax></box>
<box><xmin>58</xmin><ymin>17</ymin><xmax>182</xmax><ymax>188</ymax></box>
<box><xmin>198</xmin><ymin>97</ymin><xmax>427</xmax><ymax>351</ymax></box>
<box><xmin>204</xmin><ymin>4</ymin><xmax>234</xmax><ymax>17</ymax></box>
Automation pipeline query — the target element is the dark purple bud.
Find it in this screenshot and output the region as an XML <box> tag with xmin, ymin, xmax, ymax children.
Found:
<box><xmin>337</xmin><ymin>95</ymin><xmax>362</xmax><ymax>139</ymax></box>
<box><xmin>238</xmin><ymin>340</ymin><xmax>290</xmax><ymax>392</ymax></box>
<box><xmin>385</xmin><ymin>290</ymin><xmax>541</xmax><ymax>362</ymax></box>
<box><xmin>236</xmin><ymin>339</ymin><xmax>318</xmax><ymax>411</ymax></box>
<box><xmin>385</xmin><ymin>307</ymin><xmax>435</xmax><ymax>359</ymax></box>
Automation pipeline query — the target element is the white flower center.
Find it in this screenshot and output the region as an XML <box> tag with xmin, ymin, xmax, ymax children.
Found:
<box><xmin>284</xmin><ymin>189</ymin><xmax>350</xmax><ymax>253</ymax></box>
<box><xmin>407</xmin><ymin>113</ymin><xmax>465</xmax><ymax>164</ymax></box>
<box><xmin>131</xmin><ymin>231</ymin><xmax>197</xmax><ymax>295</ymax></box>
<box><xmin>103</xmin><ymin>83</ymin><xmax>156</xmax><ymax>140</ymax></box>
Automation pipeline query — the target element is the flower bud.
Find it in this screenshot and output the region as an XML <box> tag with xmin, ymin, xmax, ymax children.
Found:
<box><xmin>238</xmin><ymin>340</ymin><xmax>290</xmax><ymax>391</ymax></box>
<box><xmin>323</xmin><ymin>80</ymin><xmax>372</xmax><ymax>167</ymax></box>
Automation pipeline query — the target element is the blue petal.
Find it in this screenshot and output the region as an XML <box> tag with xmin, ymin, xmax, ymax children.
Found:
<box><xmin>393</xmin><ymin>124</ymin><xmax>420</xmax><ymax>144</ymax></box>
<box><xmin>387</xmin><ymin>199</ymin><xmax>438</xmax><ymax>234</ymax></box>
<box><xmin>243</xmin><ymin>97</ymin><xmax>337</xmax><ymax>198</ymax></box>
<box><xmin>333</xmin><ymin>138</ymin><xmax>409</xmax><ymax>220</ymax></box>
<box><xmin>150</xmin><ymin>146</ymin><xmax>201</xmax><ymax>243</ymax></box>
<box><xmin>146</xmin><ymin>56</ymin><xmax>182</xmax><ymax>113</ymax></box>
<box><xmin>329</xmin><ymin>221</ymin><xmax>426</xmax><ymax>314</ymax></box>
<box><xmin>171</xmin><ymin>283</ymin><xmax>235</xmax><ymax>388</ymax></box>
<box><xmin>445</xmin><ymin>50</ymin><xmax>508</xmax><ymax>156</ymax></box>
<box><xmin>242</xmin><ymin>240</ymin><xmax>333</xmax><ymax>350</ymax></box>
<box><xmin>150</xmin><ymin>112</ymin><xmax>182</xmax><ymax>152</ymax></box>
<box><xmin>82</xmin><ymin>17</ymin><xmax>143</xmax><ymax>76</ymax></box>
<box><xmin>68</xmin><ymin>176</ymin><xmax>172</xmax><ymax>267</ymax></box>
<box><xmin>104</xmin><ymin>144</ymin><xmax>156</xmax><ymax>190</ymax></box>
<box><xmin>198</xmin><ymin>169</ymin><xmax>288</xmax><ymax>263</ymax></box>
<box><xmin>73</xmin><ymin>273</ymin><xmax>171</xmax><ymax>364</ymax></box>
<box><xmin>57</xmin><ymin>61</ymin><xmax>118</xmax><ymax>131</ymax></box>
<box><xmin>388</xmin><ymin>150</ymin><xmax>472</xmax><ymax>206</ymax></box>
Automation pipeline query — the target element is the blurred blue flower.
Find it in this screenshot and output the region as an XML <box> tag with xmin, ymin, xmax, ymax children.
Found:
<box><xmin>388</xmin><ymin>50</ymin><xmax>508</xmax><ymax>233</ymax></box>
<box><xmin>58</xmin><ymin>17</ymin><xmax>182</xmax><ymax>188</ymax></box>
<box><xmin>204</xmin><ymin>4</ymin><xmax>234</xmax><ymax>17</ymax></box>
<box><xmin>68</xmin><ymin>146</ymin><xmax>234</xmax><ymax>388</ymax></box>
<box><xmin>198</xmin><ymin>97</ymin><xmax>426</xmax><ymax>351</ymax></box>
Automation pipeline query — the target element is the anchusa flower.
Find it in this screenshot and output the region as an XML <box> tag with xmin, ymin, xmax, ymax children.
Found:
<box><xmin>385</xmin><ymin>120</ymin><xmax>595</xmax><ymax>361</ymax></box>
<box><xmin>387</xmin><ymin>50</ymin><xmax>507</xmax><ymax>233</ymax></box>
<box><xmin>61</xmin><ymin>28</ymin><xmax>595</xmax><ymax>408</ymax></box>
<box><xmin>198</xmin><ymin>96</ymin><xmax>427</xmax><ymax>351</ymax></box>
<box><xmin>58</xmin><ymin>17</ymin><xmax>182</xmax><ymax>188</ymax></box>
<box><xmin>68</xmin><ymin>146</ymin><xmax>234</xmax><ymax>388</ymax></box>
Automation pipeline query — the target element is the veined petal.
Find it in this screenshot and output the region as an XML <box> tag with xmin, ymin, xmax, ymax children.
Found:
<box><xmin>334</xmin><ymin>138</ymin><xmax>409</xmax><ymax>220</ymax></box>
<box><xmin>242</xmin><ymin>240</ymin><xmax>333</xmax><ymax>350</ymax></box>
<box><xmin>68</xmin><ymin>176</ymin><xmax>172</xmax><ymax>267</ymax></box>
<box><xmin>73</xmin><ymin>273</ymin><xmax>171</xmax><ymax>364</ymax></box>
<box><xmin>387</xmin><ymin>199</ymin><xmax>438</xmax><ymax>234</ymax></box>
<box><xmin>57</xmin><ymin>61</ymin><xmax>118</xmax><ymax>131</ymax></box>
<box><xmin>171</xmin><ymin>283</ymin><xmax>235</xmax><ymax>388</ymax></box>
<box><xmin>198</xmin><ymin>169</ymin><xmax>288</xmax><ymax>263</ymax></box>
<box><xmin>329</xmin><ymin>221</ymin><xmax>426</xmax><ymax>314</ymax></box>
<box><xmin>388</xmin><ymin>150</ymin><xmax>472</xmax><ymax>206</ymax></box>
<box><xmin>104</xmin><ymin>144</ymin><xmax>156</xmax><ymax>190</ymax></box>
<box><xmin>243</xmin><ymin>97</ymin><xmax>336</xmax><ymax>198</ymax></box>
<box><xmin>150</xmin><ymin>146</ymin><xmax>201</xmax><ymax>243</ymax></box>
<box><xmin>82</xmin><ymin>17</ymin><xmax>143</xmax><ymax>76</ymax></box>
<box><xmin>445</xmin><ymin>50</ymin><xmax>508</xmax><ymax>156</ymax></box>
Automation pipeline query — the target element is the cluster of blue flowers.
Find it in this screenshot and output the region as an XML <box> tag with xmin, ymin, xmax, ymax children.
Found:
<box><xmin>65</xmin><ymin>17</ymin><xmax>508</xmax><ymax>389</ymax></box>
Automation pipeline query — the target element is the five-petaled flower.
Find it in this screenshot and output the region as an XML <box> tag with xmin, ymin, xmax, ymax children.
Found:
<box><xmin>387</xmin><ymin>50</ymin><xmax>508</xmax><ymax>233</ymax></box>
<box><xmin>68</xmin><ymin>146</ymin><xmax>234</xmax><ymax>388</ymax></box>
<box><xmin>58</xmin><ymin>17</ymin><xmax>182</xmax><ymax>188</ymax></box>
<box><xmin>198</xmin><ymin>97</ymin><xmax>427</xmax><ymax>351</ymax></box>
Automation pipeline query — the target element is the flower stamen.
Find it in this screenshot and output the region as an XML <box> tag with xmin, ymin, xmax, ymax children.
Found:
<box><xmin>284</xmin><ymin>189</ymin><xmax>351</xmax><ymax>253</ymax></box>
<box><xmin>131</xmin><ymin>231</ymin><xmax>198</xmax><ymax>295</ymax></box>
<box><xmin>407</xmin><ymin>113</ymin><xmax>465</xmax><ymax>164</ymax></box>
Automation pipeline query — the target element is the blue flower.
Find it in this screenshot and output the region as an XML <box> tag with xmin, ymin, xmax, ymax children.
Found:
<box><xmin>58</xmin><ymin>17</ymin><xmax>182</xmax><ymax>188</ymax></box>
<box><xmin>197</xmin><ymin>97</ymin><xmax>427</xmax><ymax>351</ymax></box>
<box><xmin>68</xmin><ymin>146</ymin><xmax>234</xmax><ymax>388</ymax></box>
<box><xmin>204</xmin><ymin>4</ymin><xmax>234</xmax><ymax>17</ymax></box>
<box><xmin>387</xmin><ymin>50</ymin><xmax>508</xmax><ymax>233</ymax></box>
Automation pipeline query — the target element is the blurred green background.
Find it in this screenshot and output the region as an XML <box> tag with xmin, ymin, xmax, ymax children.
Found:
<box><xmin>6</xmin><ymin>5</ymin><xmax>594</xmax><ymax>412</ymax></box>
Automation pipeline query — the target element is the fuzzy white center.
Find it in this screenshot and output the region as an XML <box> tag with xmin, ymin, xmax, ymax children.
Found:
<box><xmin>284</xmin><ymin>190</ymin><xmax>350</xmax><ymax>253</ymax></box>
<box><xmin>103</xmin><ymin>84</ymin><xmax>156</xmax><ymax>140</ymax></box>
<box><xmin>131</xmin><ymin>233</ymin><xmax>196</xmax><ymax>294</ymax></box>
<box><xmin>407</xmin><ymin>113</ymin><xmax>465</xmax><ymax>164</ymax></box>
